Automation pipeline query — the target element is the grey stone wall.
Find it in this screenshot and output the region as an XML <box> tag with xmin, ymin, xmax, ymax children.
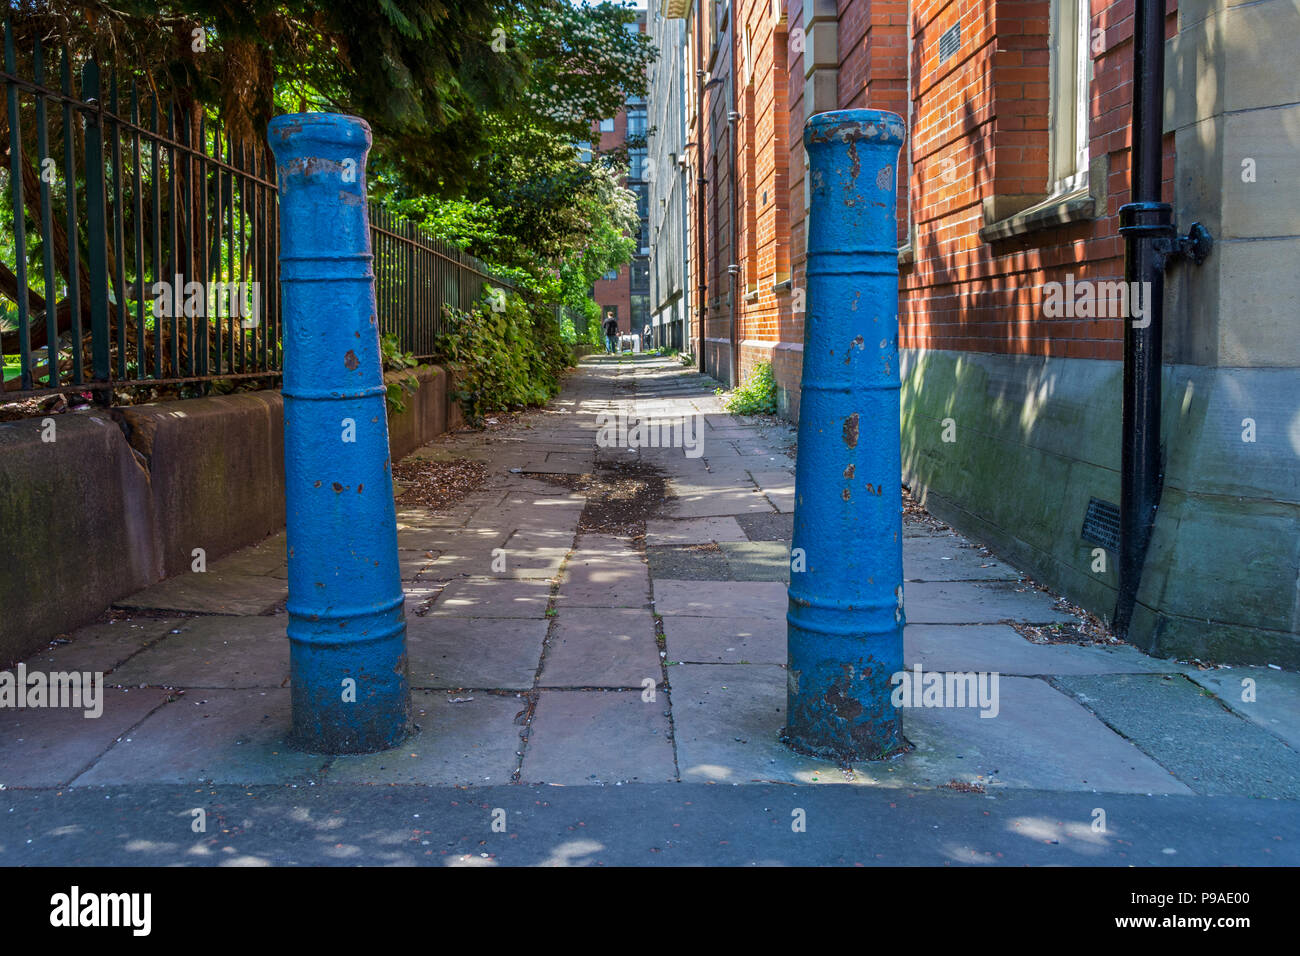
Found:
<box><xmin>0</xmin><ymin>365</ymin><xmax>452</xmax><ymax>664</ymax></box>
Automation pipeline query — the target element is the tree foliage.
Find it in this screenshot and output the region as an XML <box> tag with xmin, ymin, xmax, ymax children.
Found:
<box><xmin>12</xmin><ymin>0</ymin><xmax>652</xmax><ymax>192</ymax></box>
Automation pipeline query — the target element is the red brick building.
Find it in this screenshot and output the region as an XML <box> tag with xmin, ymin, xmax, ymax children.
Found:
<box><xmin>650</xmin><ymin>0</ymin><xmax>1300</xmax><ymax>664</ymax></box>
<box><xmin>676</xmin><ymin>0</ymin><xmax>1138</xmax><ymax>400</ymax></box>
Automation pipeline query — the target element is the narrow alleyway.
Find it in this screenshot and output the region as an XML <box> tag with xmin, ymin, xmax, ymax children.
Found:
<box><xmin>6</xmin><ymin>353</ymin><xmax>1299</xmax><ymax>803</ymax></box>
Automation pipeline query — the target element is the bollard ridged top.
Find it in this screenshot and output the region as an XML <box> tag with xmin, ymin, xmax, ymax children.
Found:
<box><xmin>805</xmin><ymin>109</ymin><xmax>906</xmax><ymax>148</ymax></box>
<box><xmin>268</xmin><ymin>112</ymin><xmax>372</xmax><ymax>156</ymax></box>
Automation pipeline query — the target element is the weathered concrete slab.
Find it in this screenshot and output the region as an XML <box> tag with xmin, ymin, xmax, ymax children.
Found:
<box><xmin>429</xmin><ymin>577</ymin><xmax>551</xmax><ymax>618</ymax></box>
<box><xmin>396</xmin><ymin>508</ymin><xmax>470</xmax><ymax>530</ymax></box>
<box><xmin>645</xmin><ymin>544</ymin><xmax>731</xmax><ymax>581</ymax></box>
<box><xmin>1053</xmin><ymin>674</ymin><xmax>1300</xmax><ymax>797</ymax></box>
<box><xmin>718</xmin><ymin>541</ymin><xmax>790</xmax><ymax>582</ymax></box>
<box><xmin>421</xmin><ymin>551</ymin><xmax>498</xmax><ymax>580</ymax></box>
<box><xmin>669</xmin><ymin>664</ymin><xmax>844</xmax><ymax>783</ymax></box>
<box><xmin>492</xmin><ymin>546</ymin><xmax>569</xmax><ymax>580</ymax></box>
<box><xmin>398</xmin><ymin>549</ymin><xmax>440</xmax><ymax>581</ymax></box>
<box><xmin>521</xmin><ymin>459</ymin><xmax>590</xmax><ymax>475</ymax></box>
<box><xmin>325</xmin><ymin>691</ymin><xmax>522</xmax><ymax>786</ymax></box>
<box><xmin>501</xmin><ymin>489</ymin><xmax>587</xmax><ymax>509</ymax></box>
<box><xmin>406</xmin><ymin>616</ymin><xmax>546</xmax><ymax>690</ymax></box>
<box><xmin>645</xmin><ymin>516</ymin><xmax>747</xmax><ymax>545</ymax></box>
<box><xmin>747</xmin><ymin>471</ymin><xmax>796</xmax><ymax>513</ymax></box>
<box><xmin>0</xmin><ymin>687</ymin><xmax>170</xmax><ymax>787</ymax></box>
<box><xmin>694</xmin><ymin>460</ymin><xmax>760</xmax><ymax>482</ymax></box>
<box><xmin>899</xmin><ymin>676</ymin><xmax>1194</xmax><ymax>794</ymax></box>
<box><xmin>540</xmin><ymin>608</ymin><xmax>661</xmax><ymax>687</ymax></box>
<box><xmin>668</xmin><ymin>475</ymin><xmax>760</xmax><ymax>494</ymax></box>
<box><xmin>506</xmin><ymin>528</ymin><xmax>578</xmax><ymax>548</ymax></box>
<box><xmin>667</xmin><ymin>484</ymin><xmax>778</xmax><ymax>518</ymax></box>
<box><xmin>702</xmin><ymin>427</ymin><xmax>765</xmax><ymax>441</ymax></box>
<box><xmin>397</xmin><ymin>525</ymin><xmax>508</xmax><ymax>553</ymax></box>
<box><xmin>21</xmin><ymin>617</ymin><xmax>181</xmax><ymax>675</ymax></box>
<box><xmin>732</xmin><ymin>442</ymin><xmax>785</xmax><ymax>457</ymax></box>
<box><xmin>654</xmin><ymin>580</ymin><xmax>788</xmax><ymax>618</ymax></box>
<box><xmin>74</xmin><ymin>689</ymin><xmax>323</xmax><ymax>785</ymax></box>
<box><xmin>474</xmin><ymin>503</ymin><xmax>584</xmax><ymax>532</ymax></box>
<box><xmin>210</xmin><ymin>532</ymin><xmax>287</xmax><ymax>577</ymax></box>
<box><xmin>521</xmin><ymin>690</ymin><xmax>676</xmax><ymax>784</ymax></box>
<box><xmin>904</xmin><ymin>535</ymin><xmax>1020</xmax><ymax>582</ymax></box>
<box><xmin>544</xmin><ymin>451</ymin><xmax>594</xmax><ymax>467</ymax></box>
<box><xmin>905</xmin><ymin>624</ymin><xmax>1180</xmax><ymax>676</ymax></box>
<box><xmin>556</xmin><ymin>550</ymin><xmax>650</xmax><ymax>607</ymax></box>
<box><xmin>115</xmin><ymin>570</ymin><xmax>286</xmax><ymax>616</ymax></box>
<box><xmin>904</xmin><ymin>513</ymin><xmax>949</xmax><ymax>537</ymax></box>
<box><xmin>108</xmin><ymin>615</ymin><xmax>289</xmax><ymax>688</ymax></box>
<box><xmin>664</xmin><ymin>616</ymin><xmax>785</xmax><ymax>665</ymax></box>
<box><xmin>904</xmin><ymin>581</ymin><xmax>1076</xmax><ymax>625</ymax></box>
<box><xmin>735</xmin><ymin>511</ymin><xmax>795</xmax><ymax>542</ymax></box>
<box><xmin>1184</xmin><ymin>664</ymin><xmax>1300</xmax><ymax>750</ymax></box>
<box><xmin>404</xmin><ymin>590</ymin><xmax>445</xmax><ymax>623</ymax></box>
<box><xmin>569</xmin><ymin>533</ymin><xmax>637</xmax><ymax>554</ymax></box>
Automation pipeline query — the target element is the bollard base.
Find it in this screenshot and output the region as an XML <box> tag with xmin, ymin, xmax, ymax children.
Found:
<box><xmin>780</xmin><ymin>725</ymin><xmax>909</xmax><ymax>764</ymax></box>
<box><xmin>784</xmin><ymin>624</ymin><xmax>906</xmax><ymax>762</ymax></box>
<box><xmin>287</xmin><ymin>626</ymin><xmax>412</xmax><ymax>755</ymax></box>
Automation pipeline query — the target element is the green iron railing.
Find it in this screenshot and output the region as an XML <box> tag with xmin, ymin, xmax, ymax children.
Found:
<box><xmin>1</xmin><ymin>17</ymin><xmax>518</xmax><ymax>403</ymax></box>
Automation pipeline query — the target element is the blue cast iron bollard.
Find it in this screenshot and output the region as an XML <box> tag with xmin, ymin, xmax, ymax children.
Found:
<box><xmin>785</xmin><ymin>109</ymin><xmax>907</xmax><ymax>760</ymax></box>
<box><xmin>268</xmin><ymin>113</ymin><xmax>411</xmax><ymax>753</ymax></box>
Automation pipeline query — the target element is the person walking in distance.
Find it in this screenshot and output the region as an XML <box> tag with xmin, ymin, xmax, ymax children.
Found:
<box><xmin>602</xmin><ymin>313</ymin><xmax>620</xmax><ymax>354</ymax></box>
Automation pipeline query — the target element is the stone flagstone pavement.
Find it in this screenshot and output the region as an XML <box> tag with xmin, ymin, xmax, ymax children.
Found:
<box><xmin>5</xmin><ymin>353</ymin><xmax>1300</xmax><ymax>803</ymax></box>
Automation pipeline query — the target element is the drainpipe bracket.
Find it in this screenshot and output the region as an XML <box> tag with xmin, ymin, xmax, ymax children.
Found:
<box><xmin>1117</xmin><ymin>201</ymin><xmax>1173</xmax><ymax>237</ymax></box>
<box><xmin>1120</xmin><ymin>204</ymin><xmax>1213</xmax><ymax>268</ymax></box>
<box><xmin>1155</xmin><ymin>221</ymin><xmax>1213</xmax><ymax>267</ymax></box>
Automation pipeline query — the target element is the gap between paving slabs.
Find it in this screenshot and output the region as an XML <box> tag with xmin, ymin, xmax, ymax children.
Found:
<box><xmin>512</xmin><ymin>427</ymin><xmax>679</xmax><ymax>784</ymax></box>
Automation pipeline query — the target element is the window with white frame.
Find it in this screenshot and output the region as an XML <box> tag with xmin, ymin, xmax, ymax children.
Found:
<box><xmin>1049</xmin><ymin>0</ymin><xmax>1092</xmax><ymax>194</ymax></box>
<box><xmin>599</xmin><ymin>117</ymin><xmax>615</xmax><ymax>133</ymax></box>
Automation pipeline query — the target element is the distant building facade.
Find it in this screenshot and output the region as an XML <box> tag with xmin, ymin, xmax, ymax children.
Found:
<box><xmin>591</xmin><ymin>10</ymin><xmax>651</xmax><ymax>340</ymax></box>
<box><xmin>646</xmin><ymin>0</ymin><xmax>691</xmax><ymax>351</ymax></box>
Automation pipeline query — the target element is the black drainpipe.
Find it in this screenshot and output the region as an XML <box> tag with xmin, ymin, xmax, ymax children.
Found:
<box><xmin>1114</xmin><ymin>0</ymin><xmax>1212</xmax><ymax>639</ymax></box>
<box><xmin>728</xmin><ymin>105</ymin><xmax>740</xmax><ymax>388</ymax></box>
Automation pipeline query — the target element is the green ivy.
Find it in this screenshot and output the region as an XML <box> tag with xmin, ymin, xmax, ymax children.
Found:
<box><xmin>718</xmin><ymin>361</ymin><xmax>778</xmax><ymax>416</ymax></box>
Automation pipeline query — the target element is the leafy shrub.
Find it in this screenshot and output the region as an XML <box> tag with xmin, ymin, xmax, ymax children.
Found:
<box><xmin>434</xmin><ymin>291</ymin><xmax>574</xmax><ymax>424</ymax></box>
<box><xmin>380</xmin><ymin>332</ymin><xmax>420</xmax><ymax>414</ymax></box>
<box><xmin>718</xmin><ymin>361</ymin><xmax>778</xmax><ymax>416</ymax></box>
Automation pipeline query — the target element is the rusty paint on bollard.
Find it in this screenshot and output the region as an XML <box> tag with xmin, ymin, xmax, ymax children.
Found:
<box><xmin>785</xmin><ymin>109</ymin><xmax>907</xmax><ymax>761</ymax></box>
<box><xmin>268</xmin><ymin>113</ymin><xmax>411</xmax><ymax>753</ymax></box>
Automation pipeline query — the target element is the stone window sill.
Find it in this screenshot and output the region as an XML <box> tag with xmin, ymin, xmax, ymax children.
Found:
<box><xmin>979</xmin><ymin>186</ymin><xmax>1096</xmax><ymax>242</ymax></box>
